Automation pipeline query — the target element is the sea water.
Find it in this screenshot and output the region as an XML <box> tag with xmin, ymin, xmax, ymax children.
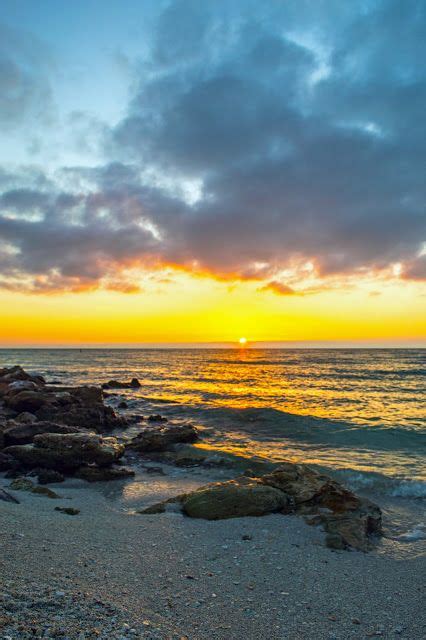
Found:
<box><xmin>1</xmin><ymin>348</ymin><xmax>424</xmax><ymax>500</ymax></box>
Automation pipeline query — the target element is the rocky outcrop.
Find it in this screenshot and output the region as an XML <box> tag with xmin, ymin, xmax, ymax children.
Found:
<box><xmin>127</xmin><ymin>423</ymin><xmax>198</xmax><ymax>452</ymax></box>
<box><xmin>0</xmin><ymin>366</ymin><xmax>45</xmax><ymax>387</ymax></box>
<box><xmin>35</xmin><ymin>387</ymin><xmax>126</xmax><ymax>432</ymax></box>
<box><xmin>183</xmin><ymin>477</ymin><xmax>289</xmax><ymax>519</ymax></box>
<box><xmin>75</xmin><ymin>465</ymin><xmax>135</xmax><ymax>482</ymax></box>
<box><xmin>4</xmin><ymin>433</ymin><xmax>124</xmax><ymax>472</ymax></box>
<box><xmin>102</xmin><ymin>378</ymin><xmax>141</xmax><ymax>389</ymax></box>
<box><xmin>139</xmin><ymin>463</ymin><xmax>382</xmax><ymax>551</ymax></box>
<box><xmin>0</xmin><ymin>373</ymin><xmax>126</xmax><ymax>432</ymax></box>
<box><xmin>2</xmin><ymin>421</ymin><xmax>81</xmax><ymax>446</ymax></box>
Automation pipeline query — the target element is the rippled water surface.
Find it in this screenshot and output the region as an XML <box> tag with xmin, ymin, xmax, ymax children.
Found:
<box><xmin>1</xmin><ymin>348</ymin><xmax>425</xmax><ymax>494</ymax></box>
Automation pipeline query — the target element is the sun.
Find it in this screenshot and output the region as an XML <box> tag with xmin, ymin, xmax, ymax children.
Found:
<box><xmin>239</xmin><ymin>337</ymin><xmax>247</xmax><ymax>346</ymax></box>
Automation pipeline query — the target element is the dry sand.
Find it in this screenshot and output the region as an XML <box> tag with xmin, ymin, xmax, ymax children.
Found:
<box><xmin>0</xmin><ymin>463</ymin><xmax>425</xmax><ymax>640</ymax></box>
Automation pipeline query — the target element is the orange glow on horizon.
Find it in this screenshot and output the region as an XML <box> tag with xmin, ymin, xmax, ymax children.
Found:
<box><xmin>0</xmin><ymin>268</ymin><xmax>424</xmax><ymax>346</ymax></box>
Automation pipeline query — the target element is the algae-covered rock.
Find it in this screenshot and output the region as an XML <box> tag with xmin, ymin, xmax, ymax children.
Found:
<box><xmin>182</xmin><ymin>477</ymin><xmax>289</xmax><ymax>519</ymax></box>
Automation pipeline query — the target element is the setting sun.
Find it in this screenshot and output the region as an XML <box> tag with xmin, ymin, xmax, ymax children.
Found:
<box><xmin>239</xmin><ymin>337</ymin><xmax>248</xmax><ymax>346</ymax></box>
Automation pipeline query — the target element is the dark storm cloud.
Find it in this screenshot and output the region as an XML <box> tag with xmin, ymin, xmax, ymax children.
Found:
<box><xmin>0</xmin><ymin>0</ymin><xmax>425</xmax><ymax>292</ymax></box>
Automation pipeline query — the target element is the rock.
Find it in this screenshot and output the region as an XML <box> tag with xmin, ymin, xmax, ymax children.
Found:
<box><xmin>118</xmin><ymin>400</ymin><xmax>128</xmax><ymax>409</ymax></box>
<box><xmin>0</xmin><ymin>487</ymin><xmax>19</xmax><ymax>503</ymax></box>
<box><xmin>259</xmin><ymin>464</ymin><xmax>382</xmax><ymax>551</ymax></box>
<box><xmin>127</xmin><ymin>423</ymin><xmax>198</xmax><ymax>452</ymax></box>
<box><xmin>55</xmin><ymin>506</ymin><xmax>80</xmax><ymax>515</ymax></box>
<box><xmin>9</xmin><ymin>477</ymin><xmax>35</xmax><ymax>491</ymax></box>
<box><xmin>140</xmin><ymin>477</ymin><xmax>289</xmax><ymax>518</ymax></box>
<box><xmin>36</xmin><ymin>388</ymin><xmax>126</xmax><ymax>432</ymax></box>
<box><xmin>34</xmin><ymin>468</ymin><xmax>65</xmax><ymax>484</ymax></box>
<box><xmin>7</xmin><ymin>380</ymin><xmax>39</xmax><ymax>393</ymax></box>
<box><xmin>8</xmin><ymin>478</ymin><xmax>59</xmax><ymax>498</ymax></box>
<box><xmin>182</xmin><ymin>477</ymin><xmax>289</xmax><ymax>520</ymax></box>
<box><xmin>4</xmin><ymin>433</ymin><xmax>124</xmax><ymax>472</ymax></box>
<box><xmin>75</xmin><ymin>465</ymin><xmax>135</xmax><ymax>482</ymax></box>
<box><xmin>147</xmin><ymin>414</ymin><xmax>168</xmax><ymax>423</ymax></box>
<box><xmin>0</xmin><ymin>366</ymin><xmax>45</xmax><ymax>386</ymax></box>
<box><xmin>0</xmin><ymin>452</ymin><xmax>20</xmax><ymax>471</ymax></box>
<box><xmin>138</xmin><ymin>462</ymin><xmax>382</xmax><ymax>551</ymax></box>
<box><xmin>5</xmin><ymin>390</ymin><xmax>54</xmax><ymax>413</ymax></box>
<box><xmin>102</xmin><ymin>378</ymin><xmax>141</xmax><ymax>389</ymax></box>
<box><xmin>2</xmin><ymin>420</ymin><xmax>81</xmax><ymax>446</ymax></box>
<box><xmin>15</xmin><ymin>411</ymin><xmax>37</xmax><ymax>423</ymax></box>
<box><xmin>31</xmin><ymin>485</ymin><xmax>60</xmax><ymax>498</ymax></box>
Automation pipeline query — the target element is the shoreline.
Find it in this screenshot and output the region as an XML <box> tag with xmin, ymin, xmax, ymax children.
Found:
<box><xmin>0</xmin><ymin>364</ymin><xmax>425</xmax><ymax>638</ymax></box>
<box><xmin>1</xmin><ymin>463</ymin><xmax>425</xmax><ymax>639</ymax></box>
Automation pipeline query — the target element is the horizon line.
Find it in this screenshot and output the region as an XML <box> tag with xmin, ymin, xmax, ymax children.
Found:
<box><xmin>0</xmin><ymin>339</ymin><xmax>425</xmax><ymax>349</ymax></box>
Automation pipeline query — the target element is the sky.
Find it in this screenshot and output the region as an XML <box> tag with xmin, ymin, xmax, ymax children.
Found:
<box><xmin>0</xmin><ymin>0</ymin><xmax>425</xmax><ymax>346</ymax></box>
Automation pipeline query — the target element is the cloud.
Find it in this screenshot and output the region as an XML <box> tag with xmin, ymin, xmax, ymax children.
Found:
<box><xmin>0</xmin><ymin>24</ymin><xmax>53</xmax><ymax>129</ymax></box>
<box><xmin>0</xmin><ymin>1</ymin><xmax>425</xmax><ymax>293</ymax></box>
<box><xmin>260</xmin><ymin>281</ymin><xmax>297</xmax><ymax>296</ymax></box>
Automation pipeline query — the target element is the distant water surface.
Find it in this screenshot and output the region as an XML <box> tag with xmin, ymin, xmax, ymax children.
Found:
<box><xmin>1</xmin><ymin>348</ymin><xmax>425</xmax><ymax>497</ymax></box>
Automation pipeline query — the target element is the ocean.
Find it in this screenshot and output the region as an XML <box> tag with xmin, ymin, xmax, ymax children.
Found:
<box><xmin>1</xmin><ymin>348</ymin><xmax>424</xmax><ymax>502</ymax></box>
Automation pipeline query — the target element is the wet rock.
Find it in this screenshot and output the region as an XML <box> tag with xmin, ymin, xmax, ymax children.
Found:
<box><xmin>147</xmin><ymin>414</ymin><xmax>168</xmax><ymax>423</ymax></box>
<box><xmin>4</xmin><ymin>432</ymin><xmax>124</xmax><ymax>472</ymax></box>
<box><xmin>102</xmin><ymin>378</ymin><xmax>141</xmax><ymax>389</ymax></box>
<box><xmin>75</xmin><ymin>465</ymin><xmax>135</xmax><ymax>482</ymax></box>
<box><xmin>127</xmin><ymin>423</ymin><xmax>198</xmax><ymax>452</ymax></box>
<box><xmin>55</xmin><ymin>506</ymin><xmax>80</xmax><ymax>515</ymax></box>
<box><xmin>118</xmin><ymin>400</ymin><xmax>128</xmax><ymax>409</ymax></box>
<box><xmin>2</xmin><ymin>420</ymin><xmax>81</xmax><ymax>446</ymax></box>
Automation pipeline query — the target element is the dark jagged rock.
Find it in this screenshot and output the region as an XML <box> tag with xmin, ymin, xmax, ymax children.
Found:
<box><xmin>75</xmin><ymin>465</ymin><xmax>135</xmax><ymax>482</ymax></box>
<box><xmin>5</xmin><ymin>390</ymin><xmax>54</xmax><ymax>413</ymax></box>
<box><xmin>4</xmin><ymin>433</ymin><xmax>124</xmax><ymax>472</ymax></box>
<box><xmin>0</xmin><ymin>366</ymin><xmax>45</xmax><ymax>387</ymax></box>
<box><xmin>127</xmin><ymin>423</ymin><xmax>198</xmax><ymax>452</ymax></box>
<box><xmin>55</xmin><ymin>506</ymin><xmax>79</xmax><ymax>515</ymax></box>
<box><xmin>102</xmin><ymin>378</ymin><xmax>141</xmax><ymax>389</ymax></box>
<box><xmin>35</xmin><ymin>386</ymin><xmax>126</xmax><ymax>432</ymax></box>
<box><xmin>147</xmin><ymin>414</ymin><xmax>168</xmax><ymax>423</ymax></box>
<box><xmin>0</xmin><ymin>451</ymin><xmax>20</xmax><ymax>471</ymax></box>
<box><xmin>2</xmin><ymin>421</ymin><xmax>81</xmax><ymax>446</ymax></box>
<box><xmin>32</xmin><ymin>468</ymin><xmax>65</xmax><ymax>484</ymax></box>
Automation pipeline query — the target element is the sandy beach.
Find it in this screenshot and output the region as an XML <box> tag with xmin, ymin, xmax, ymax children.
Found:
<box><xmin>1</xmin><ymin>461</ymin><xmax>425</xmax><ymax>640</ymax></box>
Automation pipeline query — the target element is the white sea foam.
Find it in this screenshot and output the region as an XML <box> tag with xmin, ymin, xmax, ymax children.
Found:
<box><xmin>397</xmin><ymin>523</ymin><xmax>426</xmax><ymax>541</ymax></box>
<box><xmin>390</xmin><ymin>481</ymin><xmax>426</xmax><ymax>498</ymax></box>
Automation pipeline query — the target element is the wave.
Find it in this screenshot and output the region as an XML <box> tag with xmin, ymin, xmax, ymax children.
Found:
<box><xmin>177</xmin><ymin>406</ymin><xmax>425</xmax><ymax>453</ymax></box>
